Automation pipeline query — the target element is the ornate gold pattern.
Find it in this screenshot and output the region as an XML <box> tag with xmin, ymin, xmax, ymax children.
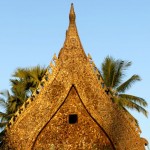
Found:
<box><xmin>33</xmin><ymin>87</ymin><xmax>115</xmax><ymax>150</ymax></box>
<box><xmin>4</xmin><ymin>4</ymin><xmax>147</xmax><ymax>150</ymax></box>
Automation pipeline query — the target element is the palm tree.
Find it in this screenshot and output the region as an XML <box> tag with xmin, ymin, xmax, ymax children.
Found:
<box><xmin>0</xmin><ymin>65</ymin><xmax>47</xmax><ymax>143</ymax></box>
<box><xmin>100</xmin><ymin>56</ymin><xmax>148</xmax><ymax>117</ymax></box>
<box><xmin>0</xmin><ymin>91</ymin><xmax>14</xmax><ymax>142</ymax></box>
<box><xmin>0</xmin><ymin>66</ymin><xmax>46</xmax><ymax>122</ymax></box>
<box><xmin>10</xmin><ymin>65</ymin><xmax>46</xmax><ymax>97</ymax></box>
<box><xmin>0</xmin><ymin>91</ymin><xmax>15</xmax><ymax>122</ymax></box>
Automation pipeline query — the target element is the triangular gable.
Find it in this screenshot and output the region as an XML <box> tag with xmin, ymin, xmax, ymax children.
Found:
<box><xmin>5</xmin><ymin>4</ymin><xmax>145</xmax><ymax>150</ymax></box>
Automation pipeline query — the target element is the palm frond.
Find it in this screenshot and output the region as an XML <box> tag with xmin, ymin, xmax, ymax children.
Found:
<box><xmin>101</xmin><ymin>56</ymin><xmax>116</xmax><ymax>87</ymax></box>
<box><xmin>117</xmin><ymin>97</ymin><xmax>148</xmax><ymax>117</ymax></box>
<box><xmin>119</xmin><ymin>59</ymin><xmax>132</xmax><ymax>70</ymax></box>
<box><xmin>0</xmin><ymin>112</ymin><xmax>7</xmax><ymax>118</ymax></box>
<box><xmin>0</xmin><ymin>99</ymin><xmax>7</xmax><ymax>110</ymax></box>
<box><xmin>119</xmin><ymin>94</ymin><xmax>148</xmax><ymax>107</ymax></box>
<box><xmin>112</xmin><ymin>60</ymin><xmax>131</xmax><ymax>88</ymax></box>
<box><xmin>8</xmin><ymin>101</ymin><xmax>18</xmax><ymax>114</ymax></box>
<box><xmin>117</xmin><ymin>75</ymin><xmax>141</xmax><ymax>93</ymax></box>
<box><xmin>12</xmin><ymin>68</ymin><xmax>29</xmax><ymax>79</ymax></box>
<box><xmin>101</xmin><ymin>56</ymin><xmax>132</xmax><ymax>89</ymax></box>
<box><xmin>0</xmin><ymin>90</ymin><xmax>10</xmax><ymax>99</ymax></box>
<box><xmin>0</xmin><ymin>122</ymin><xmax>7</xmax><ymax>128</ymax></box>
<box><xmin>29</xmin><ymin>65</ymin><xmax>46</xmax><ymax>83</ymax></box>
<box><xmin>101</xmin><ymin>56</ymin><xmax>148</xmax><ymax>119</ymax></box>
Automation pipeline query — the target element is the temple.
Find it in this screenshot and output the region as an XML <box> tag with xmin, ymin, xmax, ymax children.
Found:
<box><xmin>3</xmin><ymin>4</ymin><xmax>147</xmax><ymax>150</ymax></box>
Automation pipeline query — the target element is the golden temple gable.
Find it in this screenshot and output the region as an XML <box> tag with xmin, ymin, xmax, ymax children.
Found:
<box><xmin>3</xmin><ymin>4</ymin><xmax>147</xmax><ymax>150</ymax></box>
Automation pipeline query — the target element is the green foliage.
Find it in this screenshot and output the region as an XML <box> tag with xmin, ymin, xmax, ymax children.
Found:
<box><xmin>11</xmin><ymin>65</ymin><xmax>46</xmax><ymax>96</ymax></box>
<box><xmin>101</xmin><ymin>56</ymin><xmax>148</xmax><ymax>117</ymax></box>
<box><xmin>0</xmin><ymin>91</ymin><xmax>14</xmax><ymax>142</ymax></box>
<box><xmin>0</xmin><ymin>65</ymin><xmax>46</xmax><ymax>142</ymax></box>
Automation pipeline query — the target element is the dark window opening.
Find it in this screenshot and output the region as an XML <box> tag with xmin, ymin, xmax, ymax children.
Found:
<box><xmin>69</xmin><ymin>114</ymin><xmax>78</xmax><ymax>124</ymax></box>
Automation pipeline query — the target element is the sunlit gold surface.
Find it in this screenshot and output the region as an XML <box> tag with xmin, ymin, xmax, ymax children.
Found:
<box><xmin>4</xmin><ymin>4</ymin><xmax>146</xmax><ymax>150</ymax></box>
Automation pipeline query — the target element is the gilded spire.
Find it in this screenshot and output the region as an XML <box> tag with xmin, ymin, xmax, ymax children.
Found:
<box><xmin>69</xmin><ymin>3</ymin><xmax>76</xmax><ymax>24</ymax></box>
<box><xmin>58</xmin><ymin>3</ymin><xmax>86</xmax><ymax>59</ymax></box>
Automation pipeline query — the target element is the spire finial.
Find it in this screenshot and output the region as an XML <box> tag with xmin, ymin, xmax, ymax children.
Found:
<box><xmin>69</xmin><ymin>3</ymin><xmax>76</xmax><ymax>24</ymax></box>
<box><xmin>58</xmin><ymin>3</ymin><xmax>86</xmax><ymax>59</ymax></box>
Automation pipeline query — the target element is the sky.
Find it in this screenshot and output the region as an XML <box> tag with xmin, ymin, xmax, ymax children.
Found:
<box><xmin>0</xmin><ymin>0</ymin><xmax>150</xmax><ymax>148</ymax></box>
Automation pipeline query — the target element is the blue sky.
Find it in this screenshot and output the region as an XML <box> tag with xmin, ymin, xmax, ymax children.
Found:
<box><xmin>0</xmin><ymin>0</ymin><xmax>150</xmax><ymax>147</ymax></box>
